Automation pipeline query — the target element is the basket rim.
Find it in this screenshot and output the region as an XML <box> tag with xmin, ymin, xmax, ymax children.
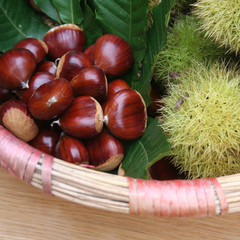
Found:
<box><xmin>0</xmin><ymin>125</ymin><xmax>239</xmax><ymax>217</ymax></box>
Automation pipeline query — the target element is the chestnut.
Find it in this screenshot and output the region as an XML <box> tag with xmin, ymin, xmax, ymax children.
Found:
<box><xmin>35</xmin><ymin>61</ymin><xmax>57</xmax><ymax>76</ymax></box>
<box><xmin>86</xmin><ymin>129</ymin><xmax>124</xmax><ymax>172</ymax></box>
<box><xmin>56</xmin><ymin>50</ymin><xmax>93</xmax><ymax>81</ymax></box>
<box><xmin>104</xmin><ymin>89</ymin><xmax>147</xmax><ymax>140</ymax></box>
<box><xmin>84</xmin><ymin>44</ymin><xmax>94</xmax><ymax>61</ymax></box>
<box><xmin>43</xmin><ymin>24</ymin><xmax>86</xmax><ymax>59</ymax></box>
<box><xmin>17</xmin><ymin>72</ymin><xmax>55</xmax><ymax>104</ymax></box>
<box><xmin>70</xmin><ymin>66</ymin><xmax>108</xmax><ymax>103</ymax></box>
<box><xmin>54</xmin><ymin>133</ymin><xmax>89</xmax><ymax>164</ymax></box>
<box><xmin>28</xmin><ymin>78</ymin><xmax>74</xmax><ymax>120</ymax></box>
<box><xmin>0</xmin><ymin>48</ymin><xmax>36</xmax><ymax>90</ymax></box>
<box><xmin>93</xmin><ymin>34</ymin><xmax>134</xmax><ymax>76</ymax></box>
<box><xmin>106</xmin><ymin>79</ymin><xmax>130</xmax><ymax>101</ymax></box>
<box><xmin>14</xmin><ymin>38</ymin><xmax>48</xmax><ymax>63</ymax></box>
<box><xmin>58</xmin><ymin>96</ymin><xmax>103</xmax><ymax>139</ymax></box>
<box><xmin>29</xmin><ymin>125</ymin><xmax>61</xmax><ymax>155</ymax></box>
<box><xmin>0</xmin><ymin>99</ymin><xmax>39</xmax><ymax>142</ymax></box>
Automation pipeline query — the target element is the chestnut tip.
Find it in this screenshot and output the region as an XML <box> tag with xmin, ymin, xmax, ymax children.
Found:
<box><xmin>16</xmin><ymin>71</ymin><xmax>55</xmax><ymax>104</ymax></box>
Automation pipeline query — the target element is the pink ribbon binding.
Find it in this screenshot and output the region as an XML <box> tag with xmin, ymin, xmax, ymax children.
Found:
<box><xmin>128</xmin><ymin>177</ymin><xmax>228</xmax><ymax>217</ymax></box>
<box><xmin>0</xmin><ymin>126</ymin><xmax>53</xmax><ymax>195</ymax></box>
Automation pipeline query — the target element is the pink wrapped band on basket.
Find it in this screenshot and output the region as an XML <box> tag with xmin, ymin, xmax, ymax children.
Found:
<box><xmin>128</xmin><ymin>177</ymin><xmax>228</xmax><ymax>217</ymax></box>
<box><xmin>0</xmin><ymin>126</ymin><xmax>53</xmax><ymax>195</ymax></box>
<box><xmin>0</xmin><ymin>125</ymin><xmax>229</xmax><ymax>217</ymax></box>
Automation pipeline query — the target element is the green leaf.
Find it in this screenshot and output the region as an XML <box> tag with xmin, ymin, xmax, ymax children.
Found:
<box><xmin>133</xmin><ymin>0</ymin><xmax>175</xmax><ymax>106</ymax></box>
<box><xmin>81</xmin><ymin>1</ymin><xmax>102</xmax><ymax>47</ymax></box>
<box><xmin>52</xmin><ymin>0</ymin><xmax>83</xmax><ymax>25</ymax></box>
<box><xmin>0</xmin><ymin>0</ymin><xmax>50</xmax><ymax>52</ymax></box>
<box><xmin>93</xmin><ymin>0</ymin><xmax>148</xmax><ymax>84</ymax></box>
<box><xmin>32</xmin><ymin>0</ymin><xmax>61</xmax><ymax>23</ymax></box>
<box><xmin>121</xmin><ymin>118</ymin><xmax>171</xmax><ymax>179</ymax></box>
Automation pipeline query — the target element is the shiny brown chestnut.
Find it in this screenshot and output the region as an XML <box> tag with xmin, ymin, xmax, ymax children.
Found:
<box><xmin>70</xmin><ymin>66</ymin><xmax>108</xmax><ymax>103</ymax></box>
<box><xmin>43</xmin><ymin>24</ymin><xmax>86</xmax><ymax>59</ymax></box>
<box><xmin>86</xmin><ymin>129</ymin><xmax>124</xmax><ymax>172</ymax></box>
<box><xmin>106</xmin><ymin>79</ymin><xmax>130</xmax><ymax>101</ymax></box>
<box><xmin>0</xmin><ymin>49</ymin><xmax>36</xmax><ymax>90</ymax></box>
<box><xmin>17</xmin><ymin>72</ymin><xmax>55</xmax><ymax>104</ymax></box>
<box><xmin>103</xmin><ymin>89</ymin><xmax>147</xmax><ymax>140</ymax></box>
<box><xmin>14</xmin><ymin>38</ymin><xmax>48</xmax><ymax>63</ymax></box>
<box><xmin>56</xmin><ymin>50</ymin><xmax>93</xmax><ymax>81</ymax></box>
<box><xmin>84</xmin><ymin>44</ymin><xmax>94</xmax><ymax>61</ymax></box>
<box><xmin>35</xmin><ymin>61</ymin><xmax>57</xmax><ymax>76</ymax></box>
<box><xmin>28</xmin><ymin>78</ymin><xmax>74</xmax><ymax>120</ymax></box>
<box><xmin>0</xmin><ymin>99</ymin><xmax>39</xmax><ymax>142</ymax></box>
<box><xmin>54</xmin><ymin>133</ymin><xmax>89</xmax><ymax>164</ymax></box>
<box><xmin>93</xmin><ymin>34</ymin><xmax>134</xmax><ymax>76</ymax></box>
<box><xmin>29</xmin><ymin>125</ymin><xmax>61</xmax><ymax>155</ymax></box>
<box><xmin>58</xmin><ymin>96</ymin><xmax>103</xmax><ymax>139</ymax></box>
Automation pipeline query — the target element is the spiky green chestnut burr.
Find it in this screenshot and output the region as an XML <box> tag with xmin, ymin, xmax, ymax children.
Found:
<box><xmin>153</xmin><ymin>14</ymin><xmax>226</xmax><ymax>87</ymax></box>
<box><xmin>193</xmin><ymin>0</ymin><xmax>240</xmax><ymax>54</ymax></box>
<box><xmin>160</xmin><ymin>62</ymin><xmax>240</xmax><ymax>179</ymax></box>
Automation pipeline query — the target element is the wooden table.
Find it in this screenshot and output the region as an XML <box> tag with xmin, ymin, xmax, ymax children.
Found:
<box><xmin>0</xmin><ymin>168</ymin><xmax>239</xmax><ymax>240</ymax></box>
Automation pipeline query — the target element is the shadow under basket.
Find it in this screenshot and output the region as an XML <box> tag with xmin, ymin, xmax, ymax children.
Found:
<box><xmin>0</xmin><ymin>125</ymin><xmax>239</xmax><ymax>218</ymax></box>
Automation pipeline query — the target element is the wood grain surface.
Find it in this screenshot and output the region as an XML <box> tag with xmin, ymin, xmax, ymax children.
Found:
<box><xmin>0</xmin><ymin>167</ymin><xmax>239</xmax><ymax>240</ymax></box>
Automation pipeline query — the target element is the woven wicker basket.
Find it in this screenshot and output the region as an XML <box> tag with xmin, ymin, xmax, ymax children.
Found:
<box><xmin>1</xmin><ymin>124</ymin><xmax>240</xmax><ymax>218</ymax></box>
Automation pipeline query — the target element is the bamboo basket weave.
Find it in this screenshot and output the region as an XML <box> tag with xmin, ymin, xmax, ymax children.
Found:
<box><xmin>0</xmin><ymin>124</ymin><xmax>240</xmax><ymax>218</ymax></box>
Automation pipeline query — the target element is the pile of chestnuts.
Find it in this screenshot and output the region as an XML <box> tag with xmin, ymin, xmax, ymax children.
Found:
<box><xmin>0</xmin><ymin>24</ymin><xmax>147</xmax><ymax>172</ymax></box>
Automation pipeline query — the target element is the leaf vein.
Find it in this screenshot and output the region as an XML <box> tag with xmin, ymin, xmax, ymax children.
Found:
<box><xmin>138</xmin><ymin>140</ymin><xmax>149</xmax><ymax>164</ymax></box>
<box><xmin>0</xmin><ymin>5</ymin><xmax>27</xmax><ymax>38</ymax></box>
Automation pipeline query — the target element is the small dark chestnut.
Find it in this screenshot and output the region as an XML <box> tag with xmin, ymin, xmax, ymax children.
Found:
<box><xmin>54</xmin><ymin>133</ymin><xmax>89</xmax><ymax>164</ymax></box>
